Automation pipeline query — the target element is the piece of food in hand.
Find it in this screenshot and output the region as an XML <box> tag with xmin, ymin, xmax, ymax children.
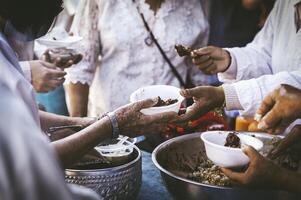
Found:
<box><xmin>44</xmin><ymin>47</ymin><xmax>83</xmax><ymax>68</ymax></box>
<box><xmin>175</xmin><ymin>44</ymin><xmax>193</xmax><ymax>57</ymax></box>
<box><xmin>154</xmin><ymin>96</ymin><xmax>178</xmax><ymax>107</ymax></box>
<box><xmin>224</xmin><ymin>132</ymin><xmax>241</xmax><ymax>148</ymax></box>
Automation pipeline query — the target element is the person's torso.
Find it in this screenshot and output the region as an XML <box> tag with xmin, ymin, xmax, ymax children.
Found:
<box><xmin>88</xmin><ymin>0</ymin><xmax>209</xmax><ymax>115</ymax></box>
<box><xmin>271</xmin><ymin>0</ymin><xmax>301</xmax><ymax>74</ymax></box>
<box><xmin>0</xmin><ymin>33</ymin><xmax>40</xmax><ymax>125</ymax></box>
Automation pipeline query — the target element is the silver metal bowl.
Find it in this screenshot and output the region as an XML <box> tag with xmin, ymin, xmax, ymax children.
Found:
<box><xmin>152</xmin><ymin>132</ymin><xmax>299</xmax><ymax>200</ymax></box>
<box><xmin>65</xmin><ymin>146</ymin><xmax>142</xmax><ymax>200</ymax></box>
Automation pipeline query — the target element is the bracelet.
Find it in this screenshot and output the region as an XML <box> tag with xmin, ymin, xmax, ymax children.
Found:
<box><xmin>105</xmin><ymin>112</ymin><xmax>120</xmax><ymax>139</ymax></box>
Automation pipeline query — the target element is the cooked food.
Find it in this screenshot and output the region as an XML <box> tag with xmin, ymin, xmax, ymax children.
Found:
<box><xmin>224</xmin><ymin>132</ymin><xmax>241</xmax><ymax>148</ymax></box>
<box><xmin>164</xmin><ymin>134</ymin><xmax>300</xmax><ymax>187</ymax></box>
<box><xmin>190</xmin><ymin>136</ymin><xmax>300</xmax><ymax>186</ymax></box>
<box><xmin>46</xmin><ymin>47</ymin><xmax>83</xmax><ymax>68</ymax></box>
<box><xmin>188</xmin><ymin>158</ymin><xmax>231</xmax><ymax>186</ymax></box>
<box><xmin>154</xmin><ymin>96</ymin><xmax>178</xmax><ymax>107</ymax></box>
<box><xmin>175</xmin><ymin>44</ymin><xmax>193</xmax><ymax>57</ymax></box>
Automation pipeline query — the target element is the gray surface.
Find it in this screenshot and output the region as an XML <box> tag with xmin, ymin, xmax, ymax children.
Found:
<box><xmin>138</xmin><ymin>151</ymin><xmax>173</xmax><ymax>200</ymax></box>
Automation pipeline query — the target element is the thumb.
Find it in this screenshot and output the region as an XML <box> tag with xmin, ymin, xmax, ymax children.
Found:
<box><xmin>41</xmin><ymin>61</ymin><xmax>60</xmax><ymax>70</ymax></box>
<box><xmin>242</xmin><ymin>145</ymin><xmax>260</xmax><ymax>160</ymax></box>
<box><xmin>134</xmin><ymin>97</ymin><xmax>159</xmax><ymax>110</ymax></box>
<box><xmin>180</xmin><ymin>87</ymin><xmax>202</xmax><ymax>98</ymax></box>
<box><xmin>192</xmin><ymin>46</ymin><xmax>214</xmax><ymax>56</ymax></box>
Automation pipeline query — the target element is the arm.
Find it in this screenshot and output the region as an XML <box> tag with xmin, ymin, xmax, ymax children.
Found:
<box><xmin>39</xmin><ymin>110</ymin><xmax>95</xmax><ymax>132</ymax></box>
<box><xmin>217</xmin><ymin>0</ymin><xmax>280</xmax><ymax>82</ymax></box>
<box><xmin>52</xmin><ymin>116</ymin><xmax>112</xmax><ymax>167</ymax></box>
<box><xmin>52</xmin><ymin>98</ymin><xmax>178</xmax><ymax>167</ymax></box>
<box><xmin>65</xmin><ymin>83</ymin><xmax>89</xmax><ymax>117</ymax></box>
<box><xmin>223</xmin><ymin>70</ymin><xmax>301</xmax><ymax>117</ymax></box>
<box><xmin>64</xmin><ymin>0</ymin><xmax>100</xmax><ymax>117</ymax></box>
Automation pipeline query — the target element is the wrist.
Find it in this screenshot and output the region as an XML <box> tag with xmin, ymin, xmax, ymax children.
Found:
<box><xmin>215</xmin><ymin>86</ymin><xmax>225</xmax><ymax>107</ymax></box>
<box><xmin>222</xmin><ymin>50</ymin><xmax>231</xmax><ymax>72</ymax></box>
<box><xmin>105</xmin><ymin>112</ymin><xmax>120</xmax><ymax>139</ymax></box>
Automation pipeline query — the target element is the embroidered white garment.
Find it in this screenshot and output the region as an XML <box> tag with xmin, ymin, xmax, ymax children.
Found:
<box><xmin>65</xmin><ymin>0</ymin><xmax>210</xmax><ymax>116</ymax></box>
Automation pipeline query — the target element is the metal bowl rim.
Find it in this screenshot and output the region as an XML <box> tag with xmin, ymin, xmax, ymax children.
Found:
<box><xmin>66</xmin><ymin>145</ymin><xmax>141</xmax><ymax>173</ymax></box>
<box><xmin>152</xmin><ymin>131</ymin><xmax>282</xmax><ymax>191</ymax></box>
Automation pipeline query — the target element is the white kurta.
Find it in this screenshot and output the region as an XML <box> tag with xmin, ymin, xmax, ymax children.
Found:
<box><xmin>219</xmin><ymin>0</ymin><xmax>301</xmax><ymax>117</ymax></box>
<box><xmin>65</xmin><ymin>0</ymin><xmax>210</xmax><ymax>116</ymax></box>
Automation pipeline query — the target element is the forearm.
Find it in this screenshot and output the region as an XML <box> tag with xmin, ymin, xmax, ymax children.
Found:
<box><xmin>39</xmin><ymin>110</ymin><xmax>82</xmax><ymax>131</ymax></box>
<box><xmin>65</xmin><ymin>82</ymin><xmax>89</xmax><ymax>117</ymax></box>
<box><xmin>52</xmin><ymin>116</ymin><xmax>112</xmax><ymax>167</ymax></box>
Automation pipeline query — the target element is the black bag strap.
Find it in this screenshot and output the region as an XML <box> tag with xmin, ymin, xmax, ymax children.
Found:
<box><xmin>133</xmin><ymin>0</ymin><xmax>187</xmax><ymax>88</ymax></box>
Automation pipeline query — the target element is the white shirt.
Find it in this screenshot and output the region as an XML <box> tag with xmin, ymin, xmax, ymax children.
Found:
<box><xmin>219</xmin><ymin>0</ymin><xmax>301</xmax><ymax>117</ymax></box>
<box><xmin>0</xmin><ymin>32</ymin><xmax>99</xmax><ymax>200</ymax></box>
<box><xmin>0</xmin><ymin>33</ymin><xmax>40</xmax><ymax>124</ymax></box>
<box><xmin>65</xmin><ymin>0</ymin><xmax>210</xmax><ymax>116</ymax></box>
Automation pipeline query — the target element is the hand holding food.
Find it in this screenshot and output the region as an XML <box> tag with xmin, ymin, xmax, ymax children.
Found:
<box><xmin>255</xmin><ymin>84</ymin><xmax>301</xmax><ymax>134</ymax></box>
<box><xmin>190</xmin><ymin>46</ymin><xmax>231</xmax><ymax>75</ymax></box>
<box><xmin>221</xmin><ymin>146</ymin><xmax>284</xmax><ymax>189</ymax></box>
<box><xmin>175</xmin><ymin>86</ymin><xmax>225</xmax><ymax>123</ymax></box>
<box><xmin>29</xmin><ymin>60</ymin><xmax>66</xmax><ymax>93</ymax></box>
<box><xmin>113</xmin><ymin>98</ymin><xmax>179</xmax><ymax>137</ymax></box>
<box><xmin>42</xmin><ymin>47</ymin><xmax>83</xmax><ymax>69</ymax></box>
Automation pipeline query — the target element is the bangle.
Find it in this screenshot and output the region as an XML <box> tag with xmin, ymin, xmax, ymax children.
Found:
<box><xmin>106</xmin><ymin>112</ymin><xmax>120</xmax><ymax>139</ymax></box>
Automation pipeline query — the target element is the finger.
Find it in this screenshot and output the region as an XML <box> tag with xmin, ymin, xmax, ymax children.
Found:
<box><xmin>134</xmin><ymin>98</ymin><xmax>158</xmax><ymax>110</ymax></box>
<box><xmin>257</xmin><ymin>104</ymin><xmax>281</xmax><ymax>130</ymax></box>
<box><xmin>203</xmin><ymin>63</ymin><xmax>217</xmax><ymax>75</ymax></box>
<box><xmin>42</xmin><ymin>61</ymin><xmax>60</xmax><ymax>70</ymax></box>
<box><xmin>192</xmin><ymin>55</ymin><xmax>210</xmax><ymax>65</ymax></box>
<box><xmin>47</xmin><ymin>69</ymin><xmax>67</xmax><ymax>79</ymax></box>
<box><xmin>41</xmin><ymin>49</ymin><xmax>51</xmax><ymax>62</ymax></box>
<box><xmin>179</xmin><ymin>87</ymin><xmax>202</xmax><ymax>99</ymax></box>
<box><xmin>221</xmin><ymin>168</ymin><xmax>245</xmax><ymax>183</ymax></box>
<box><xmin>192</xmin><ymin>47</ymin><xmax>214</xmax><ymax>56</ymax></box>
<box><xmin>174</xmin><ymin>102</ymin><xmax>204</xmax><ymax>123</ymax></box>
<box><xmin>197</xmin><ymin>59</ymin><xmax>214</xmax><ymax>71</ymax></box>
<box><xmin>256</xmin><ymin>93</ymin><xmax>276</xmax><ymax>120</ymax></box>
<box><xmin>242</xmin><ymin>145</ymin><xmax>260</xmax><ymax>160</ymax></box>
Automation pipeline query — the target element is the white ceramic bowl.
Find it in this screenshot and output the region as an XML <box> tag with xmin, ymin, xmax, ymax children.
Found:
<box><xmin>201</xmin><ymin>131</ymin><xmax>263</xmax><ymax>168</ymax></box>
<box><xmin>130</xmin><ymin>85</ymin><xmax>184</xmax><ymax>115</ymax></box>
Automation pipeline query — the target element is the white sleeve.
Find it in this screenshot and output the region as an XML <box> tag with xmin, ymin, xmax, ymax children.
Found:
<box><xmin>217</xmin><ymin>0</ymin><xmax>280</xmax><ymax>83</ymax></box>
<box><xmin>19</xmin><ymin>61</ymin><xmax>32</xmax><ymax>83</ymax></box>
<box><xmin>65</xmin><ymin>0</ymin><xmax>100</xmax><ymax>86</ymax></box>
<box><xmin>231</xmin><ymin>70</ymin><xmax>301</xmax><ymax>117</ymax></box>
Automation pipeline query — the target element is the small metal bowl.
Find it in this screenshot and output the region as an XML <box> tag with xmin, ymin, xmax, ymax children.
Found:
<box><xmin>65</xmin><ymin>146</ymin><xmax>142</xmax><ymax>200</ymax></box>
<box><xmin>152</xmin><ymin>132</ymin><xmax>300</xmax><ymax>200</ymax></box>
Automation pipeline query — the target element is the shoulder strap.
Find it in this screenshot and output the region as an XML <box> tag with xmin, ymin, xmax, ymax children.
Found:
<box><xmin>134</xmin><ymin>1</ymin><xmax>186</xmax><ymax>88</ymax></box>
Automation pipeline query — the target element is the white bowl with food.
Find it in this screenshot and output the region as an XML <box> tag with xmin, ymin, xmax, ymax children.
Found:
<box><xmin>130</xmin><ymin>85</ymin><xmax>184</xmax><ymax>115</ymax></box>
<box><xmin>36</xmin><ymin>28</ymin><xmax>82</xmax><ymax>48</ymax></box>
<box><xmin>201</xmin><ymin>131</ymin><xmax>263</xmax><ymax>168</ymax></box>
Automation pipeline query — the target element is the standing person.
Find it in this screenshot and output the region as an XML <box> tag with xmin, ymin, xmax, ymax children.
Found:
<box><xmin>65</xmin><ymin>0</ymin><xmax>211</xmax><ymax>117</ymax></box>
<box><xmin>0</xmin><ymin>0</ymin><xmax>178</xmax><ymax>198</ymax></box>
<box><xmin>175</xmin><ymin>0</ymin><xmax>301</xmax><ymax>128</ymax></box>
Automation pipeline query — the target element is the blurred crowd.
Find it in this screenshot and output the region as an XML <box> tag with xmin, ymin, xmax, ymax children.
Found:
<box><xmin>0</xmin><ymin>0</ymin><xmax>301</xmax><ymax>199</ymax></box>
